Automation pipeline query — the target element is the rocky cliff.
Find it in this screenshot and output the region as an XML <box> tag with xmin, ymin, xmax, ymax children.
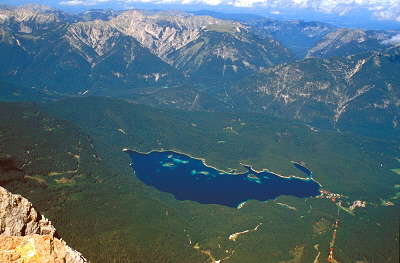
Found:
<box><xmin>0</xmin><ymin>186</ymin><xmax>88</xmax><ymax>263</ymax></box>
<box><xmin>109</xmin><ymin>10</ymin><xmax>233</xmax><ymax>59</ymax></box>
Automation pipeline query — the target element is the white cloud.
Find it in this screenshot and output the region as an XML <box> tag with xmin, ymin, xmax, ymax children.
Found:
<box><xmin>270</xmin><ymin>10</ymin><xmax>281</xmax><ymax>14</ymax></box>
<box><xmin>372</xmin><ymin>3</ymin><xmax>400</xmax><ymax>21</ymax></box>
<box><xmin>381</xmin><ymin>34</ymin><xmax>400</xmax><ymax>45</ymax></box>
<box><xmin>59</xmin><ymin>0</ymin><xmax>97</xmax><ymax>5</ymax></box>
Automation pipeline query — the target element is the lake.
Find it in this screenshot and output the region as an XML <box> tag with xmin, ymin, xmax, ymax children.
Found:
<box><xmin>126</xmin><ymin>150</ymin><xmax>321</xmax><ymax>208</ymax></box>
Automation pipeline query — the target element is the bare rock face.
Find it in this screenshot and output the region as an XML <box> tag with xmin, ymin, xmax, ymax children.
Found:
<box><xmin>0</xmin><ymin>235</ymin><xmax>87</xmax><ymax>263</ymax></box>
<box><xmin>0</xmin><ymin>187</ymin><xmax>88</xmax><ymax>263</ymax></box>
<box><xmin>64</xmin><ymin>20</ymin><xmax>123</xmax><ymax>62</ymax></box>
<box><xmin>0</xmin><ymin>186</ymin><xmax>55</xmax><ymax>237</ymax></box>
<box><xmin>109</xmin><ymin>10</ymin><xmax>236</xmax><ymax>59</ymax></box>
<box><xmin>0</xmin><ymin>4</ymin><xmax>77</xmax><ymax>33</ymax></box>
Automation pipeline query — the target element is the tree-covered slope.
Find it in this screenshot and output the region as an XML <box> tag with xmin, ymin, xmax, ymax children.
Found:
<box><xmin>1</xmin><ymin>97</ymin><xmax>399</xmax><ymax>262</ymax></box>
<box><xmin>227</xmin><ymin>46</ymin><xmax>400</xmax><ymax>139</ymax></box>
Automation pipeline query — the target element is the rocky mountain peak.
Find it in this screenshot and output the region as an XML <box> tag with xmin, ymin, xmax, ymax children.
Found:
<box><xmin>0</xmin><ymin>186</ymin><xmax>55</xmax><ymax>237</ymax></box>
<box><xmin>112</xmin><ymin>9</ymin><xmax>146</xmax><ymax>23</ymax></box>
<box><xmin>140</xmin><ymin>9</ymin><xmax>193</xmax><ymax>18</ymax></box>
<box><xmin>110</xmin><ymin>11</ymin><xmax>235</xmax><ymax>58</ymax></box>
<box><xmin>65</xmin><ymin>20</ymin><xmax>122</xmax><ymax>57</ymax></box>
<box><xmin>0</xmin><ymin>8</ymin><xmax>60</xmax><ymax>27</ymax></box>
<box><xmin>79</xmin><ymin>8</ymin><xmax>119</xmax><ymax>21</ymax></box>
<box><xmin>0</xmin><ymin>4</ymin><xmax>79</xmax><ymax>31</ymax></box>
<box><xmin>17</xmin><ymin>4</ymin><xmax>57</xmax><ymax>13</ymax></box>
<box><xmin>0</xmin><ymin>5</ymin><xmax>76</xmax><ymax>33</ymax></box>
<box><xmin>0</xmin><ymin>186</ymin><xmax>88</xmax><ymax>262</ymax></box>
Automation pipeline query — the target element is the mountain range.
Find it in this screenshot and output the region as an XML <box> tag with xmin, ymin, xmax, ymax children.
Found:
<box><xmin>227</xmin><ymin>47</ymin><xmax>400</xmax><ymax>138</ymax></box>
<box><xmin>0</xmin><ymin>4</ymin><xmax>399</xmax><ymax>139</ymax></box>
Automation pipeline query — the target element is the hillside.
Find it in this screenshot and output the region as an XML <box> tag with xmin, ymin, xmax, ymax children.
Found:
<box><xmin>133</xmin><ymin>45</ymin><xmax>400</xmax><ymax>140</ymax></box>
<box><xmin>226</xmin><ymin>46</ymin><xmax>400</xmax><ymax>139</ymax></box>
<box><xmin>166</xmin><ymin>25</ymin><xmax>296</xmax><ymax>86</ymax></box>
<box><xmin>306</xmin><ymin>28</ymin><xmax>400</xmax><ymax>58</ymax></box>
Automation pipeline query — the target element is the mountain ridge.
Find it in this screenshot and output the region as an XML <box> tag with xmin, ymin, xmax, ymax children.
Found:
<box><xmin>306</xmin><ymin>28</ymin><xmax>400</xmax><ymax>58</ymax></box>
<box><xmin>226</xmin><ymin>47</ymin><xmax>400</xmax><ymax>139</ymax></box>
<box><xmin>0</xmin><ymin>5</ymin><xmax>297</xmax><ymax>93</ymax></box>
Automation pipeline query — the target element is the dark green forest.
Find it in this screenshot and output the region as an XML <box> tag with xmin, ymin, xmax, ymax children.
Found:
<box><xmin>1</xmin><ymin>98</ymin><xmax>399</xmax><ymax>262</ymax></box>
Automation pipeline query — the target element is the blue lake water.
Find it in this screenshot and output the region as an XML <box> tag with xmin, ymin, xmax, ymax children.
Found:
<box><xmin>126</xmin><ymin>150</ymin><xmax>321</xmax><ymax>208</ymax></box>
<box><xmin>292</xmin><ymin>161</ymin><xmax>313</xmax><ymax>178</ymax></box>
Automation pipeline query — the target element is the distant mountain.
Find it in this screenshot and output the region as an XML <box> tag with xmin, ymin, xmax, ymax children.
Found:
<box><xmin>306</xmin><ymin>28</ymin><xmax>400</xmax><ymax>58</ymax></box>
<box><xmin>0</xmin><ymin>5</ymin><xmax>296</xmax><ymax>95</ymax></box>
<box><xmin>166</xmin><ymin>24</ymin><xmax>297</xmax><ymax>86</ymax></box>
<box><xmin>0</xmin><ymin>4</ymin><xmax>80</xmax><ymax>25</ymax></box>
<box><xmin>1</xmin><ymin>5</ymin><xmax>399</xmax><ymax>139</ymax></box>
<box><xmin>108</xmin><ymin>9</ymin><xmax>237</xmax><ymax>59</ymax></box>
<box><xmin>226</xmin><ymin>46</ymin><xmax>400</xmax><ymax>139</ymax></box>
<box><xmin>110</xmin><ymin>10</ymin><xmax>296</xmax><ymax>85</ymax></box>
<box><xmin>190</xmin><ymin>10</ymin><xmax>264</xmax><ymax>22</ymax></box>
<box><xmin>78</xmin><ymin>8</ymin><xmax>120</xmax><ymax>21</ymax></box>
<box><xmin>247</xmin><ymin>18</ymin><xmax>337</xmax><ymax>58</ymax></box>
<box><xmin>63</xmin><ymin>20</ymin><xmax>183</xmax><ymax>92</ymax></box>
<box><xmin>0</xmin><ymin>9</ymin><xmax>184</xmax><ymax>94</ymax></box>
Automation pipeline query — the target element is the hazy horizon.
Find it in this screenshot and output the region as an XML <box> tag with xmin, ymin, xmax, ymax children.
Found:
<box><xmin>2</xmin><ymin>0</ymin><xmax>400</xmax><ymax>30</ymax></box>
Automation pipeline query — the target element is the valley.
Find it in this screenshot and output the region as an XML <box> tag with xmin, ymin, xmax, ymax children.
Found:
<box><xmin>1</xmin><ymin>98</ymin><xmax>398</xmax><ymax>262</ymax></box>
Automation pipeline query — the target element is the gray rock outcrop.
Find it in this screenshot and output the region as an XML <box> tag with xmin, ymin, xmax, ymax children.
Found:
<box><xmin>0</xmin><ymin>187</ymin><xmax>55</xmax><ymax>237</ymax></box>
<box><xmin>0</xmin><ymin>186</ymin><xmax>88</xmax><ymax>263</ymax></box>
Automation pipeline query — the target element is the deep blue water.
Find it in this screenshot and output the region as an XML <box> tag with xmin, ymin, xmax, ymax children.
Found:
<box><xmin>126</xmin><ymin>150</ymin><xmax>321</xmax><ymax>208</ymax></box>
<box><xmin>292</xmin><ymin>161</ymin><xmax>312</xmax><ymax>178</ymax></box>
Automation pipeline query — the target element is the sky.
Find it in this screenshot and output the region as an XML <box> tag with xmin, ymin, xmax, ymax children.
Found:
<box><xmin>2</xmin><ymin>0</ymin><xmax>400</xmax><ymax>29</ymax></box>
